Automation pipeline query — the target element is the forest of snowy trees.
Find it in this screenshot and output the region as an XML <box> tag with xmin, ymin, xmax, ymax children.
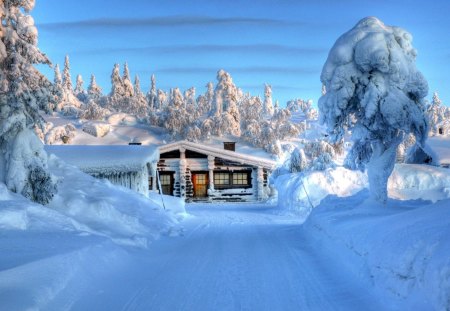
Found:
<box><xmin>44</xmin><ymin>57</ymin><xmax>319</xmax><ymax>155</ymax></box>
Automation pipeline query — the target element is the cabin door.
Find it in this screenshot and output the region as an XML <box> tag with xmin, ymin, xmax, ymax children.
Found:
<box><xmin>192</xmin><ymin>173</ymin><xmax>208</xmax><ymax>197</ymax></box>
<box><xmin>159</xmin><ymin>172</ymin><xmax>174</xmax><ymax>196</ymax></box>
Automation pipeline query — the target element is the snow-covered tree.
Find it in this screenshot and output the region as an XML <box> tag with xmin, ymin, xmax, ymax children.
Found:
<box><xmin>426</xmin><ymin>92</ymin><xmax>445</xmax><ymax>135</ymax></box>
<box><xmin>263</xmin><ymin>84</ymin><xmax>274</xmax><ymax>116</ymax></box>
<box><xmin>87</xmin><ymin>74</ymin><xmax>102</xmax><ymax>102</ymax></box>
<box><xmin>131</xmin><ymin>75</ymin><xmax>148</xmax><ymax>117</ymax></box>
<box><xmin>62</xmin><ymin>55</ymin><xmax>72</xmax><ymax>91</ymax></box>
<box><xmin>122</xmin><ymin>62</ymin><xmax>134</xmax><ymax>97</ymax></box>
<box><xmin>0</xmin><ymin>0</ymin><xmax>57</xmax><ymax>204</ymax></box>
<box><xmin>81</xmin><ymin>99</ymin><xmax>107</xmax><ymax>120</ymax></box>
<box><xmin>74</xmin><ymin>74</ymin><xmax>88</xmax><ymax>103</ymax></box>
<box><xmin>146</xmin><ymin>74</ymin><xmax>157</xmax><ymax>110</ymax></box>
<box><xmin>156</xmin><ymin>89</ymin><xmax>167</xmax><ymax>110</ymax></box>
<box><xmin>54</xmin><ymin>64</ymin><xmax>62</xmax><ymax>86</ymax></box>
<box><xmin>108</xmin><ymin>63</ymin><xmax>125</xmax><ymax>111</ymax></box>
<box><xmin>196</xmin><ymin>82</ymin><xmax>214</xmax><ymax>115</ymax></box>
<box><xmin>51</xmin><ymin>64</ymin><xmax>63</xmax><ymax>111</ymax></box>
<box><xmin>212</xmin><ymin>70</ymin><xmax>241</xmax><ymax>136</ymax></box>
<box><xmin>319</xmin><ymin>17</ymin><xmax>429</xmax><ymax>203</ymax></box>
<box><xmin>289</xmin><ymin>148</ymin><xmax>308</xmax><ymax>173</ymax></box>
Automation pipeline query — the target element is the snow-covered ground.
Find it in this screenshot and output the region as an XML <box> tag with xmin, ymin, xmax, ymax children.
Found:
<box><xmin>0</xmin><ymin>203</ymin><xmax>386</xmax><ymax>310</ymax></box>
<box><xmin>1</xmin><ymin>187</ymin><xmax>449</xmax><ymax>310</ymax></box>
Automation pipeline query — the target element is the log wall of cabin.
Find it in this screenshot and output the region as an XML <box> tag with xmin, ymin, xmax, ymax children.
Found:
<box><xmin>158</xmin><ymin>150</ymin><xmax>270</xmax><ymax>202</ymax></box>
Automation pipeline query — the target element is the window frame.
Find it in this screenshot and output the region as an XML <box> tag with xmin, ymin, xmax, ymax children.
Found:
<box><xmin>213</xmin><ymin>170</ymin><xmax>252</xmax><ymax>189</ymax></box>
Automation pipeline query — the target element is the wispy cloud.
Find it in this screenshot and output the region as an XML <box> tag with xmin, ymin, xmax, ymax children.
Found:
<box><xmin>75</xmin><ymin>44</ymin><xmax>327</xmax><ymax>56</ymax></box>
<box><xmin>39</xmin><ymin>15</ymin><xmax>300</xmax><ymax>30</ymax></box>
<box><xmin>140</xmin><ymin>66</ymin><xmax>320</xmax><ymax>75</ymax></box>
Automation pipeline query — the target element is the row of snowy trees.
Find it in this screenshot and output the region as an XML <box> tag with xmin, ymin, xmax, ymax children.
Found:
<box><xmin>49</xmin><ymin>59</ymin><xmax>316</xmax><ymax>154</ymax></box>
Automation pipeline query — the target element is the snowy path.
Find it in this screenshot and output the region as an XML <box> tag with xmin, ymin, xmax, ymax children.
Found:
<box><xmin>55</xmin><ymin>203</ymin><xmax>384</xmax><ymax>311</ymax></box>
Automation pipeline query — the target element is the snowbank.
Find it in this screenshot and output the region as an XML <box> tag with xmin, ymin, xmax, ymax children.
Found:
<box><xmin>0</xmin><ymin>155</ymin><xmax>186</xmax><ymax>309</ymax></box>
<box><xmin>274</xmin><ymin>163</ymin><xmax>450</xmax><ymax>309</ymax></box>
<box><xmin>275</xmin><ymin>164</ymin><xmax>450</xmax><ymax>218</ymax></box>
<box><xmin>47</xmin><ymin>154</ymin><xmax>185</xmax><ymax>247</ymax></box>
<box><xmin>274</xmin><ymin>167</ymin><xmax>367</xmax><ymax>220</ymax></box>
<box><xmin>302</xmin><ymin>193</ymin><xmax>450</xmax><ymax>310</ymax></box>
<box><xmin>0</xmin><ymin>154</ymin><xmax>185</xmax><ymax>248</ymax></box>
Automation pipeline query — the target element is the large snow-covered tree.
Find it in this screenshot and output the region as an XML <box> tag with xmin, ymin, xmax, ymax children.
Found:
<box><xmin>319</xmin><ymin>17</ymin><xmax>429</xmax><ymax>203</ymax></box>
<box><xmin>0</xmin><ymin>0</ymin><xmax>57</xmax><ymax>204</ymax></box>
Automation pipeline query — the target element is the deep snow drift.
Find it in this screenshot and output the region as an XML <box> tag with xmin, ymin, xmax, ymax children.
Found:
<box><xmin>274</xmin><ymin>164</ymin><xmax>450</xmax><ymax>310</ymax></box>
<box><xmin>0</xmin><ymin>154</ymin><xmax>185</xmax><ymax>310</ymax></box>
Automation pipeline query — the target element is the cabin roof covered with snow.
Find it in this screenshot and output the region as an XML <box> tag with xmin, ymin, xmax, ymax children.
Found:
<box><xmin>45</xmin><ymin>145</ymin><xmax>159</xmax><ymax>175</ymax></box>
<box><xmin>159</xmin><ymin>140</ymin><xmax>276</xmax><ymax>170</ymax></box>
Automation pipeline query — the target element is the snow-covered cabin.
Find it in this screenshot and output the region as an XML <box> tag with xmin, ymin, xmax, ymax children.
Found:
<box><xmin>156</xmin><ymin>140</ymin><xmax>276</xmax><ymax>202</ymax></box>
<box><xmin>45</xmin><ymin>145</ymin><xmax>158</xmax><ymax>196</ymax></box>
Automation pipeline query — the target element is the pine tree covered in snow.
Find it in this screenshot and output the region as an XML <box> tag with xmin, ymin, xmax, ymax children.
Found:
<box><xmin>212</xmin><ymin>70</ymin><xmax>241</xmax><ymax>136</ymax></box>
<box><xmin>74</xmin><ymin>74</ymin><xmax>88</xmax><ymax>103</ymax></box>
<box><xmin>87</xmin><ymin>74</ymin><xmax>102</xmax><ymax>102</ymax></box>
<box><xmin>146</xmin><ymin>74</ymin><xmax>157</xmax><ymax>111</ymax></box>
<box><xmin>319</xmin><ymin>17</ymin><xmax>429</xmax><ymax>203</ymax></box>
<box><xmin>62</xmin><ymin>55</ymin><xmax>72</xmax><ymax>91</ymax></box>
<box><xmin>122</xmin><ymin>62</ymin><xmax>134</xmax><ymax>98</ymax></box>
<box><xmin>131</xmin><ymin>75</ymin><xmax>148</xmax><ymax>117</ymax></box>
<box><xmin>263</xmin><ymin>84</ymin><xmax>274</xmax><ymax>116</ymax></box>
<box><xmin>0</xmin><ymin>0</ymin><xmax>57</xmax><ymax>204</ymax></box>
<box><xmin>426</xmin><ymin>92</ymin><xmax>446</xmax><ymax>136</ymax></box>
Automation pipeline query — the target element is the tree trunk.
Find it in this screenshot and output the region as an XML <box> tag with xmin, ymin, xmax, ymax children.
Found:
<box><xmin>367</xmin><ymin>140</ymin><xmax>399</xmax><ymax>204</ymax></box>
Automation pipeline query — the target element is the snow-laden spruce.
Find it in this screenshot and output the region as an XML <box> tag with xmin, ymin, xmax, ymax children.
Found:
<box><xmin>0</xmin><ymin>0</ymin><xmax>57</xmax><ymax>204</ymax></box>
<box><xmin>319</xmin><ymin>17</ymin><xmax>429</xmax><ymax>203</ymax></box>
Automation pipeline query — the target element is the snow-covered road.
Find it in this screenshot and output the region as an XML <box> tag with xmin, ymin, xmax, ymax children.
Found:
<box><xmin>64</xmin><ymin>203</ymin><xmax>383</xmax><ymax>311</ymax></box>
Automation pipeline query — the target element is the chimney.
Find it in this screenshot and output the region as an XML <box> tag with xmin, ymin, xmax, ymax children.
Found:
<box><xmin>223</xmin><ymin>142</ymin><xmax>235</xmax><ymax>151</ymax></box>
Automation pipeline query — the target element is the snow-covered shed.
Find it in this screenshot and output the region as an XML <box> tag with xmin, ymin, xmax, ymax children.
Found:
<box><xmin>45</xmin><ymin>145</ymin><xmax>159</xmax><ymax>196</ymax></box>
<box><xmin>157</xmin><ymin>140</ymin><xmax>276</xmax><ymax>202</ymax></box>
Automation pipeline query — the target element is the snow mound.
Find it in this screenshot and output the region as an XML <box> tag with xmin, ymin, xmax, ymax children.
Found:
<box><xmin>82</xmin><ymin>122</ymin><xmax>110</xmax><ymax>137</ymax></box>
<box><xmin>303</xmin><ymin>192</ymin><xmax>450</xmax><ymax>310</ymax></box>
<box><xmin>389</xmin><ymin>164</ymin><xmax>450</xmax><ymax>202</ymax></box>
<box><xmin>274</xmin><ymin>167</ymin><xmax>367</xmax><ymax>220</ymax></box>
<box><xmin>47</xmin><ymin>155</ymin><xmax>184</xmax><ymax>247</ymax></box>
<box><xmin>275</xmin><ymin>164</ymin><xmax>450</xmax><ymax>219</ymax></box>
<box><xmin>107</xmin><ymin>113</ymin><xmax>138</xmax><ymax>126</ymax></box>
<box><xmin>0</xmin><ymin>155</ymin><xmax>184</xmax><ymax>248</ymax></box>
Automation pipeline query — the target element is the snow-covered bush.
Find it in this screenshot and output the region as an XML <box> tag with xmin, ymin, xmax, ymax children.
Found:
<box><xmin>0</xmin><ymin>0</ymin><xmax>57</xmax><ymax>204</ymax></box>
<box><xmin>82</xmin><ymin>122</ymin><xmax>110</xmax><ymax>138</ymax></box>
<box><xmin>81</xmin><ymin>99</ymin><xmax>109</xmax><ymax>120</ymax></box>
<box><xmin>319</xmin><ymin>17</ymin><xmax>428</xmax><ymax>203</ymax></box>
<box><xmin>45</xmin><ymin>124</ymin><xmax>77</xmax><ymax>145</ymax></box>
<box><xmin>61</xmin><ymin>105</ymin><xmax>83</xmax><ymax>118</ymax></box>
<box><xmin>289</xmin><ymin>148</ymin><xmax>308</xmax><ymax>173</ymax></box>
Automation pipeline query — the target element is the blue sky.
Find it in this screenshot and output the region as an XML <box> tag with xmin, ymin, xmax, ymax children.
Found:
<box><xmin>33</xmin><ymin>0</ymin><xmax>450</xmax><ymax>106</ymax></box>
